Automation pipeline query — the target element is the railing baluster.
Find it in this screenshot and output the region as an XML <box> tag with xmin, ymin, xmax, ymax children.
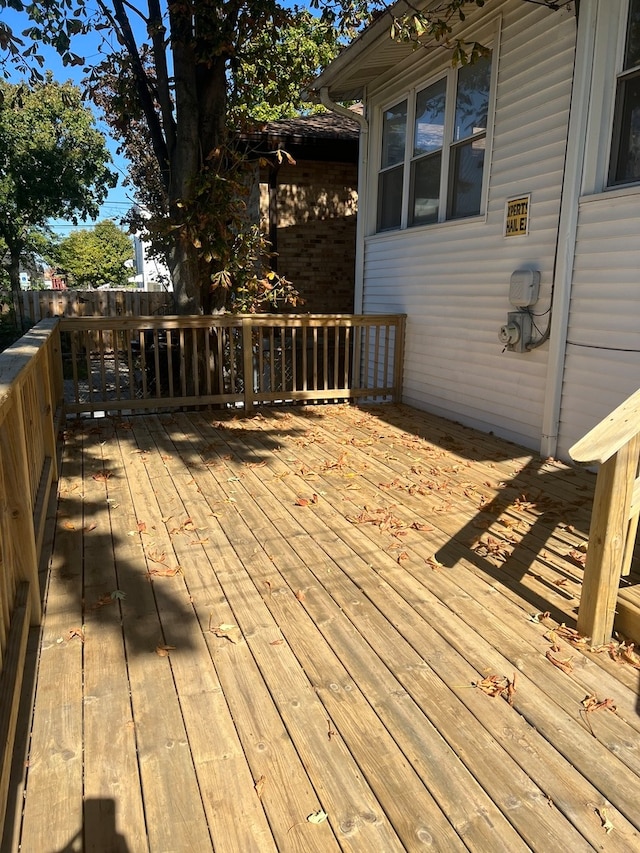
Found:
<box><xmin>167</xmin><ymin>329</ymin><xmax>175</xmax><ymax>400</ymax></box>
<box><xmin>140</xmin><ymin>330</ymin><xmax>148</xmax><ymax>399</ymax></box>
<box><xmin>179</xmin><ymin>329</ymin><xmax>186</xmax><ymax>397</ymax></box>
<box><xmin>56</xmin><ymin>313</ymin><xmax>405</xmax><ymax>412</ymax></box>
<box><xmin>154</xmin><ymin>328</ymin><xmax>161</xmax><ymax>399</ymax></box>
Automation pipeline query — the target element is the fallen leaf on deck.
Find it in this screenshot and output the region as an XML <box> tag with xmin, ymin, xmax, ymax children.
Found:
<box><xmin>110</xmin><ymin>589</ymin><xmax>127</xmax><ymax>601</ymax></box>
<box><xmin>91</xmin><ymin>594</ymin><xmax>114</xmax><ymax>609</ymax></box>
<box><xmin>397</xmin><ymin>551</ymin><xmax>409</xmax><ymax>564</ymax></box>
<box><xmin>63</xmin><ymin>521</ymin><xmax>76</xmax><ymax>530</ymax></box>
<box><xmin>473</xmin><ymin>673</ymin><xmax>516</xmax><ymax>704</ymax></box>
<box><xmin>84</xmin><ymin>523</ymin><xmax>97</xmax><ymax>532</ymax></box>
<box><xmin>545</xmin><ymin>650</ymin><xmax>573</xmax><ymax>673</ymax></box>
<box><xmin>295</xmin><ymin>590</ymin><xmax>306</xmax><ymax>602</ymax></box>
<box><xmin>92</xmin><ymin>469</ymin><xmax>112</xmax><ymax>482</ymax></box>
<box><xmin>548</xmin><ymin>625</ymin><xmax>590</xmax><ymax>649</ymax></box>
<box><xmin>148</xmin><ymin>566</ymin><xmax>182</xmax><ymax>578</ymax></box>
<box><xmin>581</xmin><ymin>693</ymin><xmax>616</xmax><ymax>714</ymax></box>
<box><xmin>254</xmin><ymin>775</ymin><xmax>266</xmax><ymax>798</ymax></box>
<box><xmin>295</xmin><ymin>497</ymin><xmax>309</xmax><ymax>507</ymax></box>
<box><xmin>155</xmin><ymin>644</ymin><xmax>176</xmax><ymax>657</ymax></box>
<box><xmin>211</xmin><ymin>623</ymin><xmax>242</xmax><ymax>643</ymax></box>
<box><xmin>596</xmin><ymin>807</ymin><xmax>614</xmax><ymax>834</ymax></box>
<box><xmin>147</xmin><ymin>549</ymin><xmax>167</xmax><ymax>564</ymax></box>
<box><xmin>567</xmin><ymin>548</ymin><xmax>587</xmax><ymax>566</ymax></box>
<box><xmin>137</xmin><ymin>521</ymin><xmax>147</xmax><ymax>533</ymax></box>
<box><xmin>307</xmin><ymin>810</ymin><xmax>328</xmax><ymax>825</ymax></box>
<box><xmin>426</xmin><ymin>556</ymin><xmax>443</xmax><ymax>571</ymax></box>
<box><xmin>270</xmin><ymin>639</ymin><xmax>284</xmax><ymax>646</ymax></box>
<box><xmin>66</xmin><ymin>627</ymin><xmax>85</xmax><ymax>643</ymax></box>
<box><xmin>529</xmin><ymin>611</ymin><xmax>551</xmax><ymax>623</ymax></box>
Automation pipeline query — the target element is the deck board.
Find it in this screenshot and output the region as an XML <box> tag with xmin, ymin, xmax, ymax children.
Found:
<box><xmin>7</xmin><ymin>403</ymin><xmax>640</xmax><ymax>852</ymax></box>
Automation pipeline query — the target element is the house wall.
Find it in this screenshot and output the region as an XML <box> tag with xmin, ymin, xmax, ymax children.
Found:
<box><xmin>555</xmin><ymin>0</ymin><xmax>640</xmax><ymax>459</ymax></box>
<box><xmin>360</xmin><ymin>0</ymin><xmax>577</xmax><ymax>451</ymax></box>
<box><xmin>260</xmin><ymin>161</ymin><xmax>358</xmax><ymax>314</ymax></box>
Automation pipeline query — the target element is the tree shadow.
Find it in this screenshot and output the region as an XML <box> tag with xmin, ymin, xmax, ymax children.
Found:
<box><xmin>362</xmin><ymin>402</ymin><xmax>640</xmax><ymax>712</ymax></box>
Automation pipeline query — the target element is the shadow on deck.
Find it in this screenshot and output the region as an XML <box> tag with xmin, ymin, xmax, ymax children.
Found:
<box><xmin>3</xmin><ymin>403</ymin><xmax>640</xmax><ymax>853</ymax></box>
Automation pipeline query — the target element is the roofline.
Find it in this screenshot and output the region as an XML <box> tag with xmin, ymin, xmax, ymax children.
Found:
<box><xmin>310</xmin><ymin>0</ymin><xmax>414</xmax><ymax>97</ymax></box>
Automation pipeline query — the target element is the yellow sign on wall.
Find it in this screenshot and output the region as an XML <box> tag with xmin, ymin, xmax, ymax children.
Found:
<box><xmin>504</xmin><ymin>195</ymin><xmax>530</xmax><ymax>237</ymax></box>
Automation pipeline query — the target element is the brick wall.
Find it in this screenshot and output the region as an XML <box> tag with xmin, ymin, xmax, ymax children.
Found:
<box><xmin>260</xmin><ymin>160</ymin><xmax>358</xmax><ymax>314</ymax></box>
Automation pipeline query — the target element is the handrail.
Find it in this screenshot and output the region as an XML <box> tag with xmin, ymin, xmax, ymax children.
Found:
<box><xmin>0</xmin><ymin>318</ymin><xmax>63</xmax><ymax>833</ymax></box>
<box><xmin>568</xmin><ymin>388</ymin><xmax>640</xmax><ymax>645</ymax></box>
<box><xmin>569</xmin><ymin>386</ymin><xmax>640</xmax><ymax>465</ymax></box>
<box><xmin>58</xmin><ymin>313</ymin><xmax>406</xmax><ymax>414</ymax></box>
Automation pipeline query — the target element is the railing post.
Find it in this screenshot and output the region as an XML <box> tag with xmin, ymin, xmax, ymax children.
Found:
<box><xmin>393</xmin><ymin>316</ymin><xmax>406</xmax><ymax>404</ymax></box>
<box><xmin>242</xmin><ymin>318</ymin><xmax>254</xmax><ymax>411</ymax></box>
<box><xmin>577</xmin><ymin>434</ymin><xmax>640</xmax><ymax>645</ymax></box>
<box><xmin>0</xmin><ymin>395</ymin><xmax>42</xmax><ymax>625</ymax></box>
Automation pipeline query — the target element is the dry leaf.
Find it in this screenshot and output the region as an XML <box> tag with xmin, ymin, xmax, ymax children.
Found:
<box><xmin>148</xmin><ymin>566</ymin><xmax>182</xmax><ymax>578</ymax></box>
<box><xmin>66</xmin><ymin>627</ymin><xmax>85</xmax><ymax>643</ymax></box>
<box><xmin>596</xmin><ymin>807</ymin><xmax>614</xmax><ymax>834</ymax></box>
<box><xmin>473</xmin><ymin>673</ymin><xmax>516</xmax><ymax>704</ymax></box>
<box><xmin>137</xmin><ymin>521</ymin><xmax>147</xmax><ymax>533</ymax></box>
<box><xmin>155</xmin><ymin>645</ymin><xmax>176</xmax><ymax>657</ymax></box>
<box><xmin>63</xmin><ymin>520</ymin><xmax>76</xmax><ymax>530</ymax></box>
<box><xmin>211</xmin><ymin>623</ymin><xmax>241</xmax><ymax>643</ymax></box>
<box><xmin>295</xmin><ymin>590</ymin><xmax>306</xmax><ymax>602</ymax></box>
<box><xmin>295</xmin><ymin>497</ymin><xmax>309</xmax><ymax>507</ymax></box>
<box><xmin>546</xmin><ymin>650</ymin><xmax>574</xmax><ymax>673</ymax></box>
<box><xmin>254</xmin><ymin>775</ymin><xmax>266</xmax><ymax>798</ymax></box>
<box><xmin>92</xmin><ymin>469</ymin><xmax>112</xmax><ymax>482</ymax></box>
<box><xmin>307</xmin><ymin>810</ymin><xmax>328</xmax><ymax>825</ymax></box>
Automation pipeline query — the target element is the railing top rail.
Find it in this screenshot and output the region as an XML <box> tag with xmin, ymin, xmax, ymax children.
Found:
<box><xmin>569</xmin><ymin>386</ymin><xmax>640</xmax><ymax>465</ymax></box>
<box><xmin>58</xmin><ymin>313</ymin><xmax>407</xmax><ymax>332</ymax></box>
<box><xmin>0</xmin><ymin>318</ymin><xmax>60</xmax><ymax>424</ymax></box>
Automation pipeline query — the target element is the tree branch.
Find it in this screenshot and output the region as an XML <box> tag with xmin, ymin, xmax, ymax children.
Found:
<box><xmin>106</xmin><ymin>0</ymin><xmax>171</xmax><ymax>192</ymax></box>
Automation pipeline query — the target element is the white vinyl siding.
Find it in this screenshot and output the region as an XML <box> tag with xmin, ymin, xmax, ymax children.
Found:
<box><xmin>362</xmin><ymin>0</ymin><xmax>577</xmax><ymax>451</ymax></box>
<box><xmin>557</xmin><ymin>190</ymin><xmax>640</xmax><ymax>457</ymax></box>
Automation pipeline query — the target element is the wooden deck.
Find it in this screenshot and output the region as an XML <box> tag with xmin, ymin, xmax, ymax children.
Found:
<box><xmin>4</xmin><ymin>403</ymin><xmax>640</xmax><ymax>852</ymax></box>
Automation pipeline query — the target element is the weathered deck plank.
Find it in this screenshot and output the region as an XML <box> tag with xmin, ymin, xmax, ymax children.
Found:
<box><xmin>8</xmin><ymin>403</ymin><xmax>640</xmax><ymax>853</ymax></box>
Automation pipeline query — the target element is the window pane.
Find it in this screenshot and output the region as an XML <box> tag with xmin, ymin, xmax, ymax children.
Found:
<box><xmin>414</xmin><ymin>79</ymin><xmax>446</xmax><ymax>156</ymax></box>
<box><xmin>449</xmin><ymin>138</ymin><xmax>485</xmax><ymax>219</ymax></box>
<box><xmin>381</xmin><ymin>100</ymin><xmax>407</xmax><ymax>168</ymax></box>
<box><xmin>611</xmin><ymin>72</ymin><xmax>640</xmax><ymax>184</ymax></box>
<box><xmin>410</xmin><ymin>153</ymin><xmax>441</xmax><ymax>225</ymax></box>
<box><xmin>454</xmin><ymin>53</ymin><xmax>492</xmax><ymax>141</ymax></box>
<box><xmin>625</xmin><ymin>0</ymin><xmax>640</xmax><ymax>70</ymax></box>
<box><xmin>377</xmin><ymin>165</ymin><xmax>404</xmax><ymax>231</ymax></box>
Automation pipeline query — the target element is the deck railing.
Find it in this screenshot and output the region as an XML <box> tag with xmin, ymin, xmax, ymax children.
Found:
<box><xmin>0</xmin><ymin>318</ymin><xmax>63</xmax><ymax>830</ymax></box>
<box><xmin>569</xmin><ymin>388</ymin><xmax>640</xmax><ymax>645</ymax></box>
<box><xmin>0</xmin><ymin>310</ymin><xmax>407</xmax><ymax>833</ymax></box>
<box><xmin>59</xmin><ymin>313</ymin><xmax>406</xmax><ymax>415</ymax></box>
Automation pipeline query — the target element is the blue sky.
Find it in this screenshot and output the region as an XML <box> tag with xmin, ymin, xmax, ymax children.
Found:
<box><xmin>4</xmin><ymin>6</ymin><xmax>137</xmax><ymax>235</ymax></box>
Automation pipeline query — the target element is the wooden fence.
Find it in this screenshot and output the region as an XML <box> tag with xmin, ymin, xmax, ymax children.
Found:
<box><xmin>21</xmin><ymin>289</ymin><xmax>174</xmax><ymax>323</ymax></box>
<box><xmin>59</xmin><ymin>313</ymin><xmax>406</xmax><ymax>415</ymax></box>
<box><xmin>569</xmin><ymin>389</ymin><xmax>640</xmax><ymax>645</ymax></box>
<box><xmin>0</xmin><ymin>319</ymin><xmax>63</xmax><ymax>832</ymax></box>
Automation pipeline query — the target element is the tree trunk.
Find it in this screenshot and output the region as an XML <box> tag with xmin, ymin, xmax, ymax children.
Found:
<box><xmin>7</xmin><ymin>241</ymin><xmax>25</xmax><ymax>331</ymax></box>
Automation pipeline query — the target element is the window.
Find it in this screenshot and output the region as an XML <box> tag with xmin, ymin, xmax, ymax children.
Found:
<box><xmin>377</xmin><ymin>52</ymin><xmax>493</xmax><ymax>232</ymax></box>
<box><xmin>609</xmin><ymin>0</ymin><xmax>640</xmax><ymax>185</ymax></box>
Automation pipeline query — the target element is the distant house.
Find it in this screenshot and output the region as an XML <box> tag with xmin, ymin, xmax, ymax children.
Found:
<box><xmin>311</xmin><ymin>0</ymin><xmax>640</xmax><ymax>461</ymax></box>
<box><xmin>243</xmin><ymin>111</ymin><xmax>360</xmax><ymax>314</ymax></box>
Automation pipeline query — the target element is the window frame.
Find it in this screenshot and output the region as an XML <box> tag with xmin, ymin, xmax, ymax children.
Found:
<box><xmin>608</xmin><ymin>0</ymin><xmax>640</xmax><ymax>187</ymax></box>
<box><xmin>374</xmin><ymin>46</ymin><xmax>496</xmax><ymax>234</ymax></box>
